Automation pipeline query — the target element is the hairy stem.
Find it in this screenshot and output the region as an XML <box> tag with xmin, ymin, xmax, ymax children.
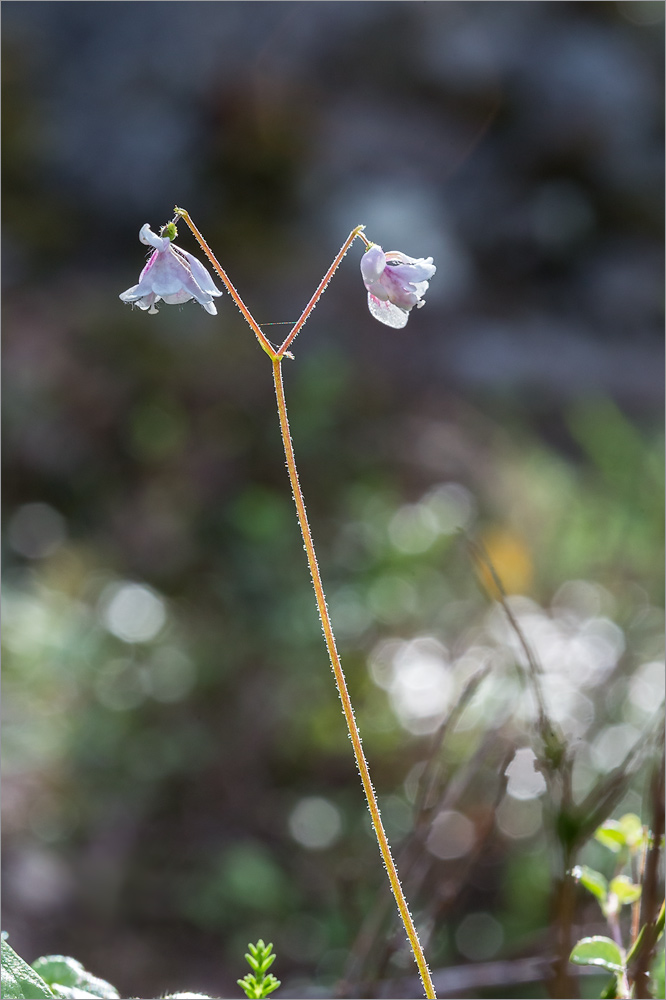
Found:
<box><xmin>174</xmin><ymin>207</ymin><xmax>278</xmax><ymax>360</ymax></box>
<box><xmin>276</xmin><ymin>225</ymin><xmax>367</xmax><ymax>357</ymax></box>
<box><xmin>272</xmin><ymin>356</ymin><xmax>436</xmax><ymax>999</ymax></box>
<box><xmin>171</xmin><ymin>210</ymin><xmax>434</xmax><ymax>995</ymax></box>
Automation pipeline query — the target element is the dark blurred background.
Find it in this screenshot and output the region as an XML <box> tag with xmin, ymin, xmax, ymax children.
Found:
<box><xmin>2</xmin><ymin>3</ymin><xmax>664</xmax><ymax>998</ymax></box>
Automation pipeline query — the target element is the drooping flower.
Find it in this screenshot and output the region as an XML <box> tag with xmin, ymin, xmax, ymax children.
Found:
<box><xmin>360</xmin><ymin>244</ymin><xmax>436</xmax><ymax>328</ymax></box>
<box><xmin>120</xmin><ymin>224</ymin><xmax>223</xmax><ymax>315</ymax></box>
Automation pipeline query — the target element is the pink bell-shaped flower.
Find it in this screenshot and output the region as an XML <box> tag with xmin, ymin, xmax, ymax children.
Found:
<box><xmin>120</xmin><ymin>224</ymin><xmax>223</xmax><ymax>315</ymax></box>
<box><xmin>360</xmin><ymin>244</ymin><xmax>436</xmax><ymax>328</ymax></box>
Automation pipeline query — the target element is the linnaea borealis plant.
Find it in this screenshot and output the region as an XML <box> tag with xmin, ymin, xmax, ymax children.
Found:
<box><xmin>120</xmin><ymin>211</ymin><xmax>438</xmax><ymax>999</ymax></box>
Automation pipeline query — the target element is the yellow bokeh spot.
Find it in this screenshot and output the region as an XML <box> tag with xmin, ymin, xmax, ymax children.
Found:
<box><xmin>476</xmin><ymin>527</ymin><xmax>533</xmax><ymax>599</ymax></box>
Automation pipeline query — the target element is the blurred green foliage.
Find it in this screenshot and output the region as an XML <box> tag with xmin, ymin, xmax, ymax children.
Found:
<box><xmin>4</xmin><ymin>375</ymin><xmax>663</xmax><ymax>995</ymax></box>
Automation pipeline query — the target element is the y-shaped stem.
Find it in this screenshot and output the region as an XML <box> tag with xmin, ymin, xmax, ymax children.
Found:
<box><xmin>172</xmin><ymin>209</ymin><xmax>435</xmax><ymax>996</ymax></box>
<box><xmin>273</xmin><ymin>357</ymin><xmax>436</xmax><ymax>999</ymax></box>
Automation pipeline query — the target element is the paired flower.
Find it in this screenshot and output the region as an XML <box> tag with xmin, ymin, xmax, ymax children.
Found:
<box><xmin>120</xmin><ymin>223</ymin><xmax>435</xmax><ymax>331</ymax></box>
<box><xmin>119</xmin><ymin>224</ymin><xmax>223</xmax><ymax>315</ymax></box>
<box><xmin>360</xmin><ymin>244</ymin><xmax>436</xmax><ymax>328</ymax></box>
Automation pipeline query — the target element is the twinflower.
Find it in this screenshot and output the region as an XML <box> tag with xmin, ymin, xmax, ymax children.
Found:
<box><xmin>360</xmin><ymin>244</ymin><xmax>436</xmax><ymax>328</ymax></box>
<box><xmin>120</xmin><ymin>224</ymin><xmax>223</xmax><ymax>315</ymax></box>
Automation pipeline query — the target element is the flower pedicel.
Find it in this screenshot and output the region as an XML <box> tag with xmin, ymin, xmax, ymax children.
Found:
<box><xmin>119</xmin><ymin>223</ymin><xmax>222</xmax><ymax>315</ymax></box>
<box><xmin>360</xmin><ymin>244</ymin><xmax>436</xmax><ymax>328</ymax></box>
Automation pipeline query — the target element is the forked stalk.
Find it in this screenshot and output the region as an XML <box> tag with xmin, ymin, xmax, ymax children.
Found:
<box><xmin>173</xmin><ymin>209</ymin><xmax>436</xmax><ymax>998</ymax></box>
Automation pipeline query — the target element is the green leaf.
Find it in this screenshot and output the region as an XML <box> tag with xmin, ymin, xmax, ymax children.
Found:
<box><xmin>1</xmin><ymin>940</ymin><xmax>55</xmax><ymax>999</ymax></box>
<box><xmin>572</xmin><ymin>864</ymin><xmax>609</xmax><ymax>905</ymax></box>
<box><xmin>596</xmin><ymin>821</ymin><xmax>627</xmax><ymax>853</ymax></box>
<box><xmin>238</xmin><ymin>976</ymin><xmax>260</xmax><ymax>1000</ymax></box>
<box><xmin>259</xmin><ymin>953</ymin><xmax>276</xmax><ymax>973</ymax></box>
<box><xmin>31</xmin><ymin>957</ymin><xmax>119</xmax><ymax>999</ymax></box>
<box><xmin>618</xmin><ymin>813</ymin><xmax>645</xmax><ymax>850</ymax></box>
<box><xmin>259</xmin><ymin>976</ymin><xmax>280</xmax><ymax>998</ymax></box>
<box><xmin>594</xmin><ymin>814</ymin><xmax>645</xmax><ymax>854</ymax></box>
<box><xmin>238</xmin><ymin>973</ymin><xmax>281</xmax><ymax>1000</ymax></box>
<box><xmin>570</xmin><ymin>936</ymin><xmax>625</xmax><ymax>973</ymax></box>
<box><xmin>609</xmin><ymin>876</ymin><xmax>642</xmax><ymax>906</ymax></box>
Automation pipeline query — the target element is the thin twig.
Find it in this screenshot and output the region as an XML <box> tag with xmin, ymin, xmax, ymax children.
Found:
<box><xmin>464</xmin><ymin>534</ymin><xmax>580</xmax><ymax>997</ymax></box>
<box><xmin>465</xmin><ymin>536</ymin><xmax>559</xmax><ymax>754</ymax></box>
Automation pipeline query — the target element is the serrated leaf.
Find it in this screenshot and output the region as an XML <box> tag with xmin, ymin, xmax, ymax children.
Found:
<box><xmin>573</xmin><ymin>864</ymin><xmax>609</xmax><ymax>905</ymax></box>
<box><xmin>570</xmin><ymin>936</ymin><xmax>625</xmax><ymax>973</ymax></box>
<box><xmin>609</xmin><ymin>876</ymin><xmax>642</xmax><ymax>906</ymax></box>
<box><xmin>32</xmin><ymin>957</ymin><xmax>119</xmax><ymax>999</ymax></box>
<box><xmin>1</xmin><ymin>940</ymin><xmax>55</xmax><ymax>999</ymax></box>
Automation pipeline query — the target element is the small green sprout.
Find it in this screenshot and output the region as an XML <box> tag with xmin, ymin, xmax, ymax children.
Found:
<box><xmin>570</xmin><ymin>813</ymin><xmax>659</xmax><ymax>998</ymax></box>
<box><xmin>237</xmin><ymin>941</ymin><xmax>280</xmax><ymax>1000</ymax></box>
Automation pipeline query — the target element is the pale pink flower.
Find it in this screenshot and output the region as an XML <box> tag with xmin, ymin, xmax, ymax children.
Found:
<box><xmin>120</xmin><ymin>224</ymin><xmax>223</xmax><ymax>315</ymax></box>
<box><xmin>360</xmin><ymin>244</ymin><xmax>436</xmax><ymax>328</ymax></box>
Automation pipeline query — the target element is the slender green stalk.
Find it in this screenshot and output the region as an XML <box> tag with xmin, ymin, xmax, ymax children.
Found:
<box><xmin>174</xmin><ymin>210</ymin><xmax>436</xmax><ymax>996</ymax></box>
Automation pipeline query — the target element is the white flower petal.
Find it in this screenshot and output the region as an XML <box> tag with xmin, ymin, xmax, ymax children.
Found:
<box><xmin>121</xmin><ymin>224</ymin><xmax>223</xmax><ymax>316</ymax></box>
<box><xmin>365</xmin><ymin>278</ymin><xmax>390</xmax><ymax>301</ymax></box>
<box><xmin>367</xmin><ymin>293</ymin><xmax>410</xmax><ymax>328</ymax></box>
<box><xmin>178</xmin><ymin>249</ymin><xmax>223</xmax><ymax>298</ymax></box>
<box><xmin>160</xmin><ymin>289</ymin><xmax>195</xmax><ymax>305</ymax></box>
<box><xmin>387</xmin><ymin>257</ymin><xmax>436</xmax><ymax>284</ymax></box>
<box><xmin>134</xmin><ymin>293</ymin><xmax>158</xmax><ymax>312</ymax></box>
<box><xmin>362</xmin><ymin>244</ymin><xmax>435</xmax><ymax>326</ymax></box>
<box><xmin>119</xmin><ymin>284</ymin><xmax>143</xmax><ymax>303</ymax></box>
<box><xmin>149</xmin><ymin>253</ymin><xmax>193</xmax><ymax>296</ymax></box>
<box><xmin>360</xmin><ymin>245</ymin><xmax>387</xmax><ymax>285</ymax></box>
<box><xmin>139</xmin><ymin>224</ymin><xmax>170</xmax><ymax>251</ymax></box>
